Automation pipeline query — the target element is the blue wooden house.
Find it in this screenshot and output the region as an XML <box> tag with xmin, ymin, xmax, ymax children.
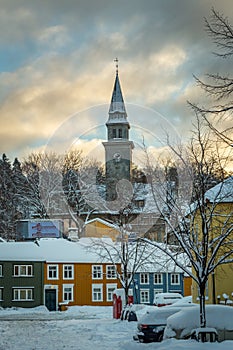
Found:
<box><xmin>128</xmin><ymin>245</ymin><xmax>185</xmax><ymax>305</ymax></box>
<box><xmin>131</xmin><ymin>270</ymin><xmax>184</xmax><ymax>305</ymax></box>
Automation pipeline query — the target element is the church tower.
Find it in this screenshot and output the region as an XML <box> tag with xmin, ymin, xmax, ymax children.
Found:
<box><xmin>103</xmin><ymin>60</ymin><xmax>134</xmax><ymax>201</ymax></box>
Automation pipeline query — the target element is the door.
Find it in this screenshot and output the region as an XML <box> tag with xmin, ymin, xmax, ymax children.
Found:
<box><xmin>45</xmin><ymin>289</ymin><xmax>57</xmax><ymax>311</ymax></box>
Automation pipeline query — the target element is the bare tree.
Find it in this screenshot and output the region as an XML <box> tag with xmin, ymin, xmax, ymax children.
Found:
<box><xmin>22</xmin><ymin>152</ymin><xmax>65</xmax><ymax>218</ymax></box>
<box><xmin>86</xmin><ymin>231</ymin><xmax>169</xmax><ymax>306</ymax></box>
<box><xmin>141</xmin><ymin>116</ymin><xmax>233</xmax><ymax>330</ymax></box>
<box><xmin>189</xmin><ymin>8</ymin><xmax>233</xmax><ymax>145</ymax></box>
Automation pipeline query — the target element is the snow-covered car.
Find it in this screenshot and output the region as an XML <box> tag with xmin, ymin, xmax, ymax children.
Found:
<box><xmin>164</xmin><ymin>304</ymin><xmax>233</xmax><ymax>342</ymax></box>
<box><xmin>133</xmin><ymin>304</ymin><xmax>194</xmax><ymax>343</ymax></box>
<box><xmin>153</xmin><ymin>292</ymin><xmax>183</xmax><ymax>307</ymax></box>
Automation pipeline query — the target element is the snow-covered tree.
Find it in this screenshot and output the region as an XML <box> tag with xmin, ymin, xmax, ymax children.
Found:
<box><xmin>23</xmin><ymin>152</ymin><xmax>66</xmax><ymax>218</ymax></box>
<box><xmin>142</xmin><ymin>117</ymin><xmax>233</xmax><ymax>330</ymax></box>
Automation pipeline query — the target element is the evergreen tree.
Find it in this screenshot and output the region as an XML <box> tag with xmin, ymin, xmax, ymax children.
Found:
<box><xmin>0</xmin><ymin>154</ymin><xmax>18</xmax><ymax>239</ymax></box>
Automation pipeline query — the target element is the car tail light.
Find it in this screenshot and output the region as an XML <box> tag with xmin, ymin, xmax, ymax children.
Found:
<box><xmin>140</xmin><ymin>324</ymin><xmax>149</xmax><ymax>330</ymax></box>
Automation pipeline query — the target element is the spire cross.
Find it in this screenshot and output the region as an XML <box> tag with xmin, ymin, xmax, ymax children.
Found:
<box><xmin>114</xmin><ymin>57</ymin><xmax>119</xmax><ymax>74</ymax></box>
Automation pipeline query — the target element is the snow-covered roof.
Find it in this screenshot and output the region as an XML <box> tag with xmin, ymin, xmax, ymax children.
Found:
<box><xmin>0</xmin><ymin>241</ymin><xmax>45</xmax><ymax>261</ymax></box>
<box><xmin>0</xmin><ymin>238</ymin><xmax>115</xmax><ymax>264</ymax></box>
<box><xmin>85</xmin><ymin>218</ymin><xmax>120</xmax><ymax>231</ymax></box>
<box><xmin>133</xmin><ymin>244</ymin><xmax>186</xmax><ymax>273</ymax></box>
<box><xmin>205</xmin><ymin>176</ymin><xmax>233</xmax><ymax>203</ymax></box>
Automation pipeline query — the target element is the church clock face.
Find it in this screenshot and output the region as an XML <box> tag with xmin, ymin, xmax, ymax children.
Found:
<box><xmin>113</xmin><ymin>152</ymin><xmax>121</xmax><ymax>162</ymax></box>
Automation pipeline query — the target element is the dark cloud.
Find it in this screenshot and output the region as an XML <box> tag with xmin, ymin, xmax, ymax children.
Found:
<box><xmin>0</xmin><ymin>0</ymin><xmax>233</xmax><ymax>158</ymax></box>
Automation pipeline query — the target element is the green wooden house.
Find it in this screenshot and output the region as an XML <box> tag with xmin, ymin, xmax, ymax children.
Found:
<box><xmin>0</xmin><ymin>241</ymin><xmax>44</xmax><ymax>308</ymax></box>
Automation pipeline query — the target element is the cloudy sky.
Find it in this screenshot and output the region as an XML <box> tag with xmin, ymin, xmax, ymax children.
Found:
<box><xmin>1</xmin><ymin>0</ymin><xmax>232</xmax><ymax>163</ymax></box>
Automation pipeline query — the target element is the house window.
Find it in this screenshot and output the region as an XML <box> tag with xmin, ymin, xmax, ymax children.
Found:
<box><xmin>63</xmin><ymin>284</ymin><xmax>73</xmax><ymax>302</ymax></box>
<box><xmin>154</xmin><ymin>273</ymin><xmax>163</xmax><ymax>285</ymax></box>
<box><xmin>171</xmin><ymin>273</ymin><xmax>180</xmax><ymax>285</ymax></box>
<box><xmin>106</xmin><ymin>265</ymin><xmax>117</xmax><ymax>279</ymax></box>
<box><xmin>92</xmin><ymin>265</ymin><xmax>103</xmax><ymax>279</ymax></box>
<box><xmin>118</xmin><ymin>128</ymin><xmax>122</xmax><ymax>138</ymax></box>
<box><xmin>113</xmin><ymin>128</ymin><xmax>116</xmax><ymax>138</ymax></box>
<box><xmin>140</xmin><ymin>273</ymin><xmax>149</xmax><ymax>285</ymax></box>
<box><xmin>14</xmin><ymin>265</ymin><xmax>33</xmax><ymax>277</ymax></box>
<box><xmin>0</xmin><ymin>265</ymin><xmax>2</xmax><ymax>277</ymax></box>
<box><xmin>92</xmin><ymin>284</ymin><xmax>103</xmax><ymax>302</ymax></box>
<box><xmin>48</xmin><ymin>265</ymin><xmax>59</xmax><ymax>279</ymax></box>
<box><xmin>63</xmin><ymin>265</ymin><xmax>74</xmax><ymax>280</ymax></box>
<box><xmin>107</xmin><ymin>284</ymin><xmax>117</xmax><ymax>302</ymax></box>
<box><xmin>13</xmin><ymin>288</ymin><xmax>33</xmax><ymax>301</ymax></box>
<box><xmin>140</xmin><ymin>290</ymin><xmax>150</xmax><ymax>303</ymax></box>
<box><xmin>0</xmin><ymin>288</ymin><xmax>3</xmax><ymax>300</ymax></box>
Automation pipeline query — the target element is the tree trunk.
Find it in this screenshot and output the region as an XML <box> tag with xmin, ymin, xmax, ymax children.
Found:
<box><xmin>199</xmin><ymin>283</ymin><xmax>206</xmax><ymax>328</ymax></box>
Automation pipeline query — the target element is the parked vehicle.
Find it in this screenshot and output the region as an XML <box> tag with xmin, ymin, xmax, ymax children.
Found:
<box><xmin>164</xmin><ymin>304</ymin><xmax>233</xmax><ymax>342</ymax></box>
<box><xmin>153</xmin><ymin>292</ymin><xmax>183</xmax><ymax>307</ymax></box>
<box><xmin>134</xmin><ymin>306</ymin><xmax>184</xmax><ymax>343</ymax></box>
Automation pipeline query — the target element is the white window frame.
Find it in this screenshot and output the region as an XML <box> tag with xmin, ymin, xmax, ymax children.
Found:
<box><xmin>47</xmin><ymin>264</ymin><xmax>59</xmax><ymax>280</ymax></box>
<box><xmin>63</xmin><ymin>264</ymin><xmax>74</xmax><ymax>280</ymax></box>
<box><xmin>171</xmin><ymin>273</ymin><xmax>180</xmax><ymax>285</ymax></box>
<box><xmin>14</xmin><ymin>265</ymin><xmax>33</xmax><ymax>277</ymax></box>
<box><xmin>13</xmin><ymin>288</ymin><xmax>34</xmax><ymax>301</ymax></box>
<box><xmin>106</xmin><ymin>283</ymin><xmax>117</xmax><ymax>302</ymax></box>
<box><xmin>0</xmin><ymin>287</ymin><xmax>3</xmax><ymax>301</ymax></box>
<box><xmin>92</xmin><ymin>284</ymin><xmax>103</xmax><ymax>302</ymax></box>
<box><xmin>92</xmin><ymin>265</ymin><xmax>103</xmax><ymax>280</ymax></box>
<box><xmin>0</xmin><ymin>265</ymin><xmax>2</xmax><ymax>277</ymax></box>
<box><xmin>140</xmin><ymin>289</ymin><xmax>150</xmax><ymax>304</ymax></box>
<box><xmin>154</xmin><ymin>273</ymin><xmax>163</xmax><ymax>285</ymax></box>
<box><xmin>140</xmin><ymin>273</ymin><xmax>149</xmax><ymax>285</ymax></box>
<box><xmin>106</xmin><ymin>265</ymin><xmax>117</xmax><ymax>279</ymax></box>
<box><xmin>62</xmin><ymin>284</ymin><xmax>74</xmax><ymax>302</ymax></box>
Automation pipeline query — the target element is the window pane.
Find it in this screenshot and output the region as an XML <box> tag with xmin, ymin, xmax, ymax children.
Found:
<box><xmin>107</xmin><ymin>266</ymin><xmax>116</xmax><ymax>279</ymax></box>
<box><xmin>64</xmin><ymin>265</ymin><xmax>73</xmax><ymax>279</ymax></box>
<box><xmin>48</xmin><ymin>265</ymin><xmax>58</xmax><ymax>279</ymax></box>
<box><xmin>140</xmin><ymin>290</ymin><xmax>149</xmax><ymax>303</ymax></box>
<box><xmin>92</xmin><ymin>266</ymin><xmax>102</xmax><ymax>279</ymax></box>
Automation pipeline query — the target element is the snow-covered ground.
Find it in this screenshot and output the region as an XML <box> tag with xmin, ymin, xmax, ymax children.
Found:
<box><xmin>0</xmin><ymin>305</ymin><xmax>233</xmax><ymax>350</ymax></box>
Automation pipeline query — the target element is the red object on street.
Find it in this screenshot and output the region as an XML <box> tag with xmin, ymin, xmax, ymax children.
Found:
<box><xmin>113</xmin><ymin>294</ymin><xmax>122</xmax><ymax>319</ymax></box>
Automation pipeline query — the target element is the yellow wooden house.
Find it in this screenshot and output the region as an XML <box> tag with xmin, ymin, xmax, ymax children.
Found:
<box><xmin>83</xmin><ymin>218</ymin><xmax>121</xmax><ymax>241</ymax></box>
<box><xmin>191</xmin><ymin>178</ymin><xmax>233</xmax><ymax>304</ymax></box>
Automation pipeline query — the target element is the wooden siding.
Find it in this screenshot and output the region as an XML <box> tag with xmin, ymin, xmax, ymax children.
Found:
<box><xmin>0</xmin><ymin>261</ymin><xmax>44</xmax><ymax>308</ymax></box>
<box><xmin>84</xmin><ymin>220</ymin><xmax>120</xmax><ymax>241</ymax></box>
<box><xmin>132</xmin><ymin>272</ymin><xmax>184</xmax><ymax>305</ymax></box>
<box><xmin>44</xmin><ymin>262</ymin><xmax>121</xmax><ymax>308</ymax></box>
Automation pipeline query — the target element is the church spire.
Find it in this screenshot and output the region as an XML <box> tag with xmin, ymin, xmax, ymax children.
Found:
<box><xmin>108</xmin><ymin>58</ymin><xmax>128</xmax><ymax>118</ymax></box>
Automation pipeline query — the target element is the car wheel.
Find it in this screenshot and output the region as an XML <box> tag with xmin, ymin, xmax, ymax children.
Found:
<box><xmin>138</xmin><ymin>338</ymin><xmax>144</xmax><ymax>343</ymax></box>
